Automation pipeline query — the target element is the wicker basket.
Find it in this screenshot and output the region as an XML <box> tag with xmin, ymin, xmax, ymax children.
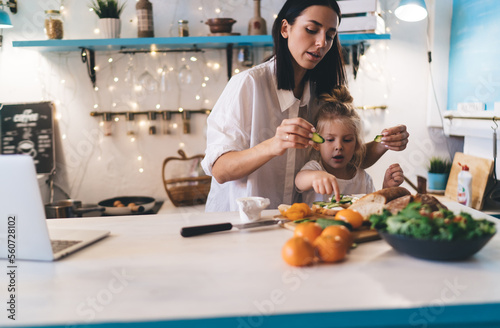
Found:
<box><xmin>162</xmin><ymin>150</ymin><xmax>211</xmax><ymax>207</ymax></box>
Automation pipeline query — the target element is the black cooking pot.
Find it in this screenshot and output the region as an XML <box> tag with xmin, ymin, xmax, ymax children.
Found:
<box><xmin>45</xmin><ymin>199</ymin><xmax>105</xmax><ymax>219</ymax></box>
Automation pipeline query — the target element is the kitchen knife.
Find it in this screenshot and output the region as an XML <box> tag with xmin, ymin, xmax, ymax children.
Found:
<box><xmin>180</xmin><ymin>219</ymin><xmax>285</xmax><ymax>237</ymax></box>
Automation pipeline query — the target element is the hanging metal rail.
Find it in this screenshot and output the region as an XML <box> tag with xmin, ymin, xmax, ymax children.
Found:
<box><xmin>443</xmin><ymin>114</ymin><xmax>500</xmax><ymax>121</ymax></box>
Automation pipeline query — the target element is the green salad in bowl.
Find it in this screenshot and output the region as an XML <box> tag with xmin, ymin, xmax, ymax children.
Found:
<box><xmin>369</xmin><ymin>202</ymin><xmax>497</xmax><ymax>261</ymax></box>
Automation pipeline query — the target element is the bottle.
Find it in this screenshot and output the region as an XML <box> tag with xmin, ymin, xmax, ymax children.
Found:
<box><xmin>248</xmin><ymin>0</ymin><xmax>267</xmax><ymax>35</ymax></box>
<box><xmin>178</xmin><ymin>20</ymin><xmax>189</xmax><ymax>37</ymax></box>
<box><xmin>136</xmin><ymin>0</ymin><xmax>154</xmax><ymax>37</ymax></box>
<box><xmin>457</xmin><ymin>163</ymin><xmax>472</xmax><ymax>206</ymax></box>
<box><xmin>44</xmin><ymin>10</ymin><xmax>64</xmax><ymax>39</ymax></box>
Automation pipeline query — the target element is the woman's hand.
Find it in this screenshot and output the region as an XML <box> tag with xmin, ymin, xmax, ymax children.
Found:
<box><xmin>380</xmin><ymin>125</ymin><xmax>409</xmax><ymax>151</ymax></box>
<box><xmin>362</xmin><ymin>125</ymin><xmax>409</xmax><ymax>169</ymax></box>
<box><xmin>382</xmin><ymin>163</ymin><xmax>404</xmax><ymax>189</ymax></box>
<box><xmin>269</xmin><ymin>117</ymin><xmax>315</xmax><ymax>156</ymax></box>
<box><xmin>212</xmin><ymin>118</ymin><xmax>315</xmax><ymax>184</ymax></box>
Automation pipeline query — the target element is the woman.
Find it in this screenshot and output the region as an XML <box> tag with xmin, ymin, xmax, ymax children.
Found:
<box><xmin>201</xmin><ymin>0</ymin><xmax>409</xmax><ymax>212</ymax></box>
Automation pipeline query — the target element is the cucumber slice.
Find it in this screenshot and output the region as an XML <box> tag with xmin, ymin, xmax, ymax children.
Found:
<box><xmin>331</xmin><ymin>194</ymin><xmax>342</xmax><ymax>201</ymax></box>
<box><xmin>374</xmin><ymin>134</ymin><xmax>383</xmax><ymax>142</ymax></box>
<box><xmin>311</xmin><ymin>132</ymin><xmax>325</xmax><ymax>144</ymax></box>
<box><xmin>339</xmin><ymin>196</ymin><xmax>353</xmax><ymax>204</ymax></box>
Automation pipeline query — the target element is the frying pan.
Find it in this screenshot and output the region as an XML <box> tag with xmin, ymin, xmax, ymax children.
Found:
<box><xmin>98</xmin><ymin>196</ymin><xmax>156</xmax><ymax>215</ymax></box>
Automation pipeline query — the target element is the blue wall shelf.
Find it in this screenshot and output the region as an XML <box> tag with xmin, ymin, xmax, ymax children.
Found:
<box><xmin>12</xmin><ymin>34</ymin><xmax>390</xmax><ymax>86</ymax></box>
<box><xmin>12</xmin><ymin>34</ymin><xmax>390</xmax><ymax>52</ymax></box>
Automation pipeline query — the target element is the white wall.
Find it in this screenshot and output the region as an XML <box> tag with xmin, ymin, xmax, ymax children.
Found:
<box><xmin>0</xmin><ymin>0</ymin><xmax>455</xmax><ymax>204</ymax></box>
<box><xmin>358</xmin><ymin>0</ymin><xmax>454</xmax><ymax>191</ymax></box>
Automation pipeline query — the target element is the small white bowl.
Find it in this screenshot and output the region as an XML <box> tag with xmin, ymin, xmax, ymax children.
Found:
<box><xmin>236</xmin><ymin>197</ymin><xmax>270</xmax><ymax>222</ymax></box>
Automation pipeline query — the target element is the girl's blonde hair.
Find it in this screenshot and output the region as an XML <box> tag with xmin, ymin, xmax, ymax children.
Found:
<box><xmin>315</xmin><ymin>86</ymin><xmax>366</xmax><ymax>169</ymax></box>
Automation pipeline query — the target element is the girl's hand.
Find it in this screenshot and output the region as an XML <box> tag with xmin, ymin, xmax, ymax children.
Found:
<box><xmin>269</xmin><ymin>117</ymin><xmax>315</xmax><ymax>156</ymax></box>
<box><xmin>383</xmin><ymin>163</ymin><xmax>404</xmax><ymax>189</ymax></box>
<box><xmin>310</xmin><ymin>171</ymin><xmax>341</xmax><ymax>202</ymax></box>
<box><xmin>380</xmin><ymin>125</ymin><xmax>409</xmax><ymax>151</ymax></box>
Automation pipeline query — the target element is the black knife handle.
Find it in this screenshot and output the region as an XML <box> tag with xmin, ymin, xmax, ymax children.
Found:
<box><xmin>180</xmin><ymin>223</ymin><xmax>233</xmax><ymax>237</ymax></box>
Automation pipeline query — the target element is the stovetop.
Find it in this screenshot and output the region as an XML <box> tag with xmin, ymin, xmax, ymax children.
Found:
<box><xmin>82</xmin><ymin>201</ymin><xmax>164</xmax><ymax>217</ymax></box>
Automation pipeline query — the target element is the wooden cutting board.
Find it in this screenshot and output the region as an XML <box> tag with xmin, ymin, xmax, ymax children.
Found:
<box><xmin>276</xmin><ymin>213</ymin><xmax>380</xmax><ymax>244</ymax></box>
<box><xmin>444</xmin><ymin>152</ymin><xmax>494</xmax><ymax>210</ymax></box>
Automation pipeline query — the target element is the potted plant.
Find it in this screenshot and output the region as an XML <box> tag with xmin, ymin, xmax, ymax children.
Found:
<box><xmin>427</xmin><ymin>156</ymin><xmax>452</xmax><ymax>191</ymax></box>
<box><xmin>90</xmin><ymin>0</ymin><xmax>126</xmax><ymax>38</ymax></box>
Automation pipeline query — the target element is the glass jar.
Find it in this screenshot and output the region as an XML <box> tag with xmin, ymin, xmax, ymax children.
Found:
<box><xmin>44</xmin><ymin>10</ymin><xmax>64</xmax><ymax>40</ymax></box>
<box><xmin>147</xmin><ymin>111</ymin><xmax>157</xmax><ymax>135</ymax></box>
<box><xmin>101</xmin><ymin>113</ymin><xmax>113</xmax><ymax>137</ymax></box>
<box><xmin>178</xmin><ymin>20</ymin><xmax>189</xmax><ymax>37</ymax></box>
<box><xmin>126</xmin><ymin>112</ymin><xmax>137</xmax><ymax>136</ymax></box>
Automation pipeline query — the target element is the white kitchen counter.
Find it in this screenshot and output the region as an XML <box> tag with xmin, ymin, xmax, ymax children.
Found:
<box><xmin>156</xmin><ymin>200</ymin><xmax>205</xmax><ymax>215</ymax></box>
<box><xmin>1</xmin><ymin>202</ymin><xmax>500</xmax><ymax>328</ymax></box>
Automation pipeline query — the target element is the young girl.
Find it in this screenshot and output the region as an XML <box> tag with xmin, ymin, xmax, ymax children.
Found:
<box><xmin>295</xmin><ymin>87</ymin><xmax>404</xmax><ymax>204</ymax></box>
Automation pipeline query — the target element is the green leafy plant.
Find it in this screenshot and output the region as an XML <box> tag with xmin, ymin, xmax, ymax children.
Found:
<box><xmin>89</xmin><ymin>0</ymin><xmax>125</xmax><ymax>19</ymax></box>
<box><xmin>427</xmin><ymin>157</ymin><xmax>452</xmax><ymax>174</ymax></box>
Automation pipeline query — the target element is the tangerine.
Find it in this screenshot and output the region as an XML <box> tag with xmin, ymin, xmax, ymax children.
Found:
<box><xmin>335</xmin><ymin>209</ymin><xmax>364</xmax><ymax>229</ymax></box>
<box><xmin>283</xmin><ymin>203</ymin><xmax>312</xmax><ymax>220</ymax></box>
<box><xmin>281</xmin><ymin>237</ymin><xmax>315</xmax><ymax>267</ymax></box>
<box><xmin>313</xmin><ymin>234</ymin><xmax>348</xmax><ymax>263</ymax></box>
<box><xmin>321</xmin><ymin>225</ymin><xmax>353</xmax><ymax>249</ymax></box>
<box><xmin>278</xmin><ymin>204</ymin><xmax>291</xmax><ymax>216</ymax></box>
<box><xmin>294</xmin><ymin>222</ymin><xmax>323</xmax><ymax>243</ymax></box>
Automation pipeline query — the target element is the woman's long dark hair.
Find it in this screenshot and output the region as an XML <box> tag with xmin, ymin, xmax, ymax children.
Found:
<box><xmin>271</xmin><ymin>0</ymin><xmax>347</xmax><ymax>97</ymax></box>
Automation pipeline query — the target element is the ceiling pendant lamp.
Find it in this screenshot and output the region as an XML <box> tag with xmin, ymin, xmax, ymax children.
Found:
<box><xmin>0</xmin><ymin>7</ymin><xmax>13</xmax><ymax>28</ymax></box>
<box><xmin>395</xmin><ymin>0</ymin><xmax>428</xmax><ymax>22</ymax></box>
<box><xmin>0</xmin><ymin>0</ymin><xmax>17</xmax><ymax>28</ymax></box>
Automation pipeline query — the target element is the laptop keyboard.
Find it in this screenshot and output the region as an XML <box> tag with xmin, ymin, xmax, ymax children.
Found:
<box><xmin>51</xmin><ymin>240</ymin><xmax>82</xmax><ymax>253</ymax></box>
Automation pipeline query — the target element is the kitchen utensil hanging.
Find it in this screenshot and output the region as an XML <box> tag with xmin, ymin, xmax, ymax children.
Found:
<box><xmin>487</xmin><ymin>118</ymin><xmax>499</xmax><ymax>205</ymax></box>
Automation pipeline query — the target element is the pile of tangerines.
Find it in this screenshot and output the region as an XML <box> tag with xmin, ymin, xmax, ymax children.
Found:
<box><xmin>282</xmin><ymin>209</ymin><xmax>364</xmax><ymax>267</ymax></box>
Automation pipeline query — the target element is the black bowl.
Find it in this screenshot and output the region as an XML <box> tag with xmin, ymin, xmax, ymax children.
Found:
<box><xmin>378</xmin><ymin>231</ymin><xmax>496</xmax><ymax>261</ymax></box>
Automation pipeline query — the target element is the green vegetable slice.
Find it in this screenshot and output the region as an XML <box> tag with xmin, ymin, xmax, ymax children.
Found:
<box><xmin>313</xmin><ymin>194</ymin><xmax>354</xmax><ymax>209</ymax></box>
<box><xmin>374</xmin><ymin>134</ymin><xmax>383</xmax><ymax>142</ymax></box>
<box><xmin>293</xmin><ymin>218</ymin><xmax>316</xmax><ymax>224</ymax></box>
<box><xmin>316</xmin><ymin>218</ymin><xmax>353</xmax><ymax>231</ymax></box>
<box><xmin>339</xmin><ymin>196</ymin><xmax>353</xmax><ymax>204</ymax></box>
<box><xmin>312</xmin><ymin>132</ymin><xmax>325</xmax><ymax>144</ymax></box>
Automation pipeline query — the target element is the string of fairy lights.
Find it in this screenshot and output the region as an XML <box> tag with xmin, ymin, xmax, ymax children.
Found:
<box><xmin>84</xmin><ymin>2</ymin><xmax>259</xmax><ymax>141</ymax></box>
<box><xmin>40</xmin><ymin>0</ymin><xmax>394</xmax><ymax>185</ymax></box>
<box><xmin>42</xmin><ymin>3</ymin><xmax>258</xmax><ymax>185</ymax></box>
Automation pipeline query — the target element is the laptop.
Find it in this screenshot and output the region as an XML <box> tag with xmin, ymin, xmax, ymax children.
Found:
<box><xmin>0</xmin><ymin>155</ymin><xmax>110</xmax><ymax>261</ymax></box>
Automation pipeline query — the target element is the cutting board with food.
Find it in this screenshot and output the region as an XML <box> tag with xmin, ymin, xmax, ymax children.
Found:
<box><xmin>276</xmin><ymin>188</ymin><xmax>416</xmax><ymax>244</ymax></box>
<box><xmin>280</xmin><ymin>219</ymin><xmax>380</xmax><ymax>243</ymax></box>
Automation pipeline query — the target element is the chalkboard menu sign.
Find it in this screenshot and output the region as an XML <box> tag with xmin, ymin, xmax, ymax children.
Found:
<box><xmin>0</xmin><ymin>102</ymin><xmax>55</xmax><ymax>174</ymax></box>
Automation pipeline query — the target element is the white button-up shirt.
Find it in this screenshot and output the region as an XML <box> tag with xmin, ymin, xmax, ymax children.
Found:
<box><xmin>201</xmin><ymin>59</ymin><xmax>319</xmax><ymax>212</ymax></box>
